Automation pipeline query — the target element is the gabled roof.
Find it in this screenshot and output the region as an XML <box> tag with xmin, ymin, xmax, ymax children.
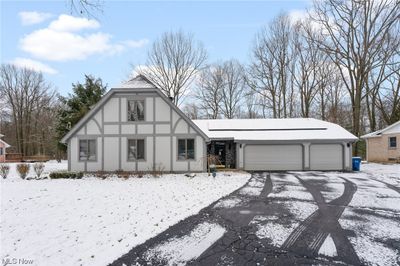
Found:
<box><xmin>0</xmin><ymin>134</ymin><xmax>11</xmax><ymax>148</ymax></box>
<box><xmin>361</xmin><ymin>120</ymin><xmax>400</xmax><ymax>139</ymax></box>
<box><xmin>61</xmin><ymin>75</ymin><xmax>209</xmax><ymax>143</ymax></box>
<box><xmin>193</xmin><ymin>118</ymin><xmax>358</xmax><ymax>142</ymax></box>
<box><xmin>118</xmin><ymin>75</ymin><xmax>157</xmax><ymax>89</ymax></box>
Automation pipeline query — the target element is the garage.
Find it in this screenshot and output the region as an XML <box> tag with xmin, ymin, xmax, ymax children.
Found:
<box><xmin>244</xmin><ymin>144</ymin><xmax>303</xmax><ymax>171</ymax></box>
<box><xmin>310</xmin><ymin>144</ymin><xmax>343</xmax><ymax>170</ymax></box>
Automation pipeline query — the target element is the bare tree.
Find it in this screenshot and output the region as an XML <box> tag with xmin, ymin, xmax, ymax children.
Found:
<box><xmin>0</xmin><ymin>64</ymin><xmax>57</xmax><ymax>156</ymax></box>
<box><xmin>376</xmin><ymin>61</ymin><xmax>400</xmax><ymax>125</ymax></box>
<box><xmin>194</xmin><ymin>64</ymin><xmax>224</xmax><ymax>119</ymax></box>
<box><xmin>68</xmin><ymin>0</ymin><xmax>103</xmax><ymax>17</ymax></box>
<box><xmin>292</xmin><ymin>20</ymin><xmax>326</xmax><ymax>118</ymax></box>
<box><xmin>247</xmin><ymin>14</ymin><xmax>294</xmax><ymax>118</ymax></box>
<box><xmin>137</xmin><ymin>31</ymin><xmax>207</xmax><ymax>105</ymax></box>
<box><xmin>310</xmin><ymin>0</ymin><xmax>400</xmax><ymax>154</ymax></box>
<box><xmin>183</xmin><ymin>103</ymin><xmax>201</xmax><ymax>120</ymax></box>
<box><xmin>221</xmin><ymin>60</ymin><xmax>246</xmax><ymax>119</ymax></box>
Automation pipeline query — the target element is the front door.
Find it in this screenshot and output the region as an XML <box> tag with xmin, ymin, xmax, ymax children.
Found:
<box><xmin>214</xmin><ymin>142</ymin><xmax>226</xmax><ymax>166</ymax></box>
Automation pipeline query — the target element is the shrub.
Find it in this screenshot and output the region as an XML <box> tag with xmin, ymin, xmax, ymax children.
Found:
<box><xmin>33</xmin><ymin>163</ymin><xmax>45</xmax><ymax>179</ymax></box>
<box><xmin>16</xmin><ymin>163</ymin><xmax>30</xmax><ymax>179</ymax></box>
<box><xmin>49</xmin><ymin>171</ymin><xmax>83</xmax><ymax>179</ymax></box>
<box><xmin>150</xmin><ymin>163</ymin><xmax>165</xmax><ymax>178</ymax></box>
<box><xmin>0</xmin><ymin>163</ymin><xmax>10</xmax><ymax>179</ymax></box>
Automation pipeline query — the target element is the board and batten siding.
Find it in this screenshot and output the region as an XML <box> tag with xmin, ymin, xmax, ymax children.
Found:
<box><xmin>69</xmin><ymin>92</ymin><xmax>206</xmax><ymax>172</ymax></box>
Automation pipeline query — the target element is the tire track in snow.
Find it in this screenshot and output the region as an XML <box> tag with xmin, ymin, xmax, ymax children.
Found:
<box><xmin>281</xmin><ymin>175</ymin><xmax>360</xmax><ymax>265</ymax></box>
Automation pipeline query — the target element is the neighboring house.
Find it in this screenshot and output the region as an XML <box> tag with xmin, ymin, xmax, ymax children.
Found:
<box><xmin>361</xmin><ymin>121</ymin><xmax>400</xmax><ymax>163</ymax></box>
<box><xmin>61</xmin><ymin>75</ymin><xmax>358</xmax><ymax>172</ymax></box>
<box><xmin>0</xmin><ymin>134</ymin><xmax>11</xmax><ymax>163</ymax></box>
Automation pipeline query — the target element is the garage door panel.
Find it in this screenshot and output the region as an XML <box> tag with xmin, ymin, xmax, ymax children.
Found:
<box><xmin>244</xmin><ymin>145</ymin><xmax>303</xmax><ymax>171</ymax></box>
<box><xmin>310</xmin><ymin>144</ymin><xmax>343</xmax><ymax>170</ymax></box>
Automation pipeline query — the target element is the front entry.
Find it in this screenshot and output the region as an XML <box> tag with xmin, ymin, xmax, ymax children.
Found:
<box><xmin>208</xmin><ymin>140</ymin><xmax>236</xmax><ymax>169</ymax></box>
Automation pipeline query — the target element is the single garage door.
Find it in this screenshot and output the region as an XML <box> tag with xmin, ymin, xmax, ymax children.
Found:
<box><xmin>244</xmin><ymin>145</ymin><xmax>303</xmax><ymax>171</ymax></box>
<box><xmin>310</xmin><ymin>144</ymin><xmax>343</xmax><ymax>170</ymax></box>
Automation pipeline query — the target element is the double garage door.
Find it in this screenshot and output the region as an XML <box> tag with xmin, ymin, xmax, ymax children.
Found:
<box><xmin>244</xmin><ymin>144</ymin><xmax>343</xmax><ymax>171</ymax></box>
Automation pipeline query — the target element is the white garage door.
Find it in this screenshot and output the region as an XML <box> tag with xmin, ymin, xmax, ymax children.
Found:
<box><xmin>310</xmin><ymin>144</ymin><xmax>343</xmax><ymax>170</ymax></box>
<box><xmin>244</xmin><ymin>145</ymin><xmax>303</xmax><ymax>171</ymax></box>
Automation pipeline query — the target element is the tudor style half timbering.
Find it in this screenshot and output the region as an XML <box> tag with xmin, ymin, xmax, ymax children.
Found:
<box><xmin>61</xmin><ymin>76</ymin><xmax>209</xmax><ymax>172</ymax></box>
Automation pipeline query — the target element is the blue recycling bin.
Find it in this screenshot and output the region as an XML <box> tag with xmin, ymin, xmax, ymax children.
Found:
<box><xmin>352</xmin><ymin>157</ymin><xmax>361</xmax><ymax>171</ymax></box>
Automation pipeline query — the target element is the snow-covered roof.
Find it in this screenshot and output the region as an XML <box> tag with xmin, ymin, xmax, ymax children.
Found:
<box><xmin>361</xmin><ymin>120</ymin><xmax>400</xmax><ymax>139</ymax></box>
<box><xmin>0</xmin><ymin>134</ymin><xmax>11</xmax><ymax>148</ymax></box>
<box><xmin>117</xmin><ymin>75</ymin><xmax>156</xmax><ymax>89</ymax></box>
<box><xmin>193</xmin><ymin>118</ymin><xmax>358</xmax><ymax>142</ymax></box>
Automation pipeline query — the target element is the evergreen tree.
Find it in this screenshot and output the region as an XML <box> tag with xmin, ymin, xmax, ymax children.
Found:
<box><xmin>56</xmin><ymin>75</ymin><xmax>107</xmax><ymax>152</ymax></box>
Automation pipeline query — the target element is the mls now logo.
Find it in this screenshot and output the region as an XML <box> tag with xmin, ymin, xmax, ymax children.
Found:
<box><xmin>2</xmin><ymin>258</ymin><xmax>34</xmax><ymax>265</ymax></box>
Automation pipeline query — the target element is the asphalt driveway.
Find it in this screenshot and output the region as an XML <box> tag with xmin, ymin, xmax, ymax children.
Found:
<box><xmin>110</xmin><ymin>170</ymin><xmax>400</xmax><ymax>266</ymax></box>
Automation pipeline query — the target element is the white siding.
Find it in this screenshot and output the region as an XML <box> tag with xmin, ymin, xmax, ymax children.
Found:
<box><xmin>155</xmin><ymin>136</ymin><xmax>171</xmax><ymax>171</ymax></box>
<box><xmin>172</xmin><ymin>136</ymin><xmax>189</xmax><ymax>171</ymax></box>
<box><xmin>121</xmin><ymin>125</ymin><xmax>135</xmax><ymax>134</ymax></box>
<box><xmin>190</xmin><ymin>136</ymin><xmax>205</xmax><ymax>171</ymax></box>
<box><xmin>174</xmin><ymin>119</ymin><xmax>188</xmax><ymax>134</ymax></box>
<box><xmin>87</xmin><ymin>137</ymin><xmax>102</xmax><ymax>171</ymax></box>
<box><xmin>138</xmin><ymin>137</ymin><xmax>154</xmax><ymax>171</ymax></box>
<box><xmin>104</xmin><ymin>98</ymin><xmax>119</xmax><ymax>122</ymax></box>
<box><xmin>146</xmin><ymin>97</ymin><xmax>153</xmax><ymax>122</ymax></box>
<box><xmin>86</xmin><ymin>119</ymin><xmax>100</xmax><ymax>135</ymax></box>
<box><xmin>156</xmin><ymin>124</ymin><xmax>170</xmax><ymax>134</ymax></box>
<box><xmin>68</xmin><ymin>91</ymin><xmax>206</xmax><ymax>172</ymax></box>
<box><xmin>103</xmin><ymin>137</ymin><xmax>119</xmax><ymax>171</ymax></box>
<box><xmin>155</xmin><ymin>97</ymin><xmax>170</xmax><ymax>121</ymax></box>
<box><xmin>120</xmin><ymin>137</ymin><xmax>135</xmax><ymax>171</ymax></box>
<box><xmin>70</xmin><ymin>137</ymin><xmax>84</xmax><ymax>171</ymax></box>
<box><xmin>104</xmin><ymin>125</ymin><xmax>119</xmax><ymax>134</ymax></box>
<box><xmin>137</xmin><ymin>124</ymin><xmax>153</xmax><ymax>134</ymax></box>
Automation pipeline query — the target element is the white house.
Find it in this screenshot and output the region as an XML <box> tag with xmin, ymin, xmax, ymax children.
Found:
<box><xmin>61</xmin><ymin>75</ymin><xmax>358</xmax><ymax>172</ymax></box>
<box><xmin>194</xmin><ymin>118</ymin><xmax>357</xmax><ymax>171</ymax></box>
<box><xmin>61</xmin><ymin>75</ymin><xmax>209</xmax><ymax>172</ymax></box>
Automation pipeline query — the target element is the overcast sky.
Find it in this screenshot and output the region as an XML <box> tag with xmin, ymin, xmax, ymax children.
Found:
<box><xmin>1</xmin><ymin>0</ymin><xmax>310</xmax><ymax>96</ymax></box>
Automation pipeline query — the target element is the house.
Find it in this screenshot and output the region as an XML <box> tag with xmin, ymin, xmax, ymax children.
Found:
<box><xmin>61</xmin><ymin>75</ymin><xmax>358</xmax><ymax>172</ymax></box>
<box><xmin>194</xmin><ymin>118</ymin><xmax>357</xmax><ymax>171</ymax></box>
<box><xmin>361</xmin><ymin>121</ymin><xmax>400</xmax><ymax>163</ymax></box>
<box><xmin>61</xmin><ymin>75</ymin><xmax>209</xmax><ymax>172</ymax></box>
<box><xmin>0</xmin><ymin>134</ymin><xmax>11</xmax><ymax>163</ymax></box>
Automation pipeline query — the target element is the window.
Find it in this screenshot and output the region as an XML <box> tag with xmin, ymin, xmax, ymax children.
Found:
<box><xmin>389</xmin><ymin>137</ymin><xmax>397</xmax><ymax>148</ymax></box>
<box><xmin>79</xmin><ymin>139</ymin><xmax>96</xmax><ymax>161</ymax></box>
<box><xmin>128</xmin><ymin>100</ymin><xmax>145</xmax><ymax>121</ymax></box>
<box><xmin>128</xmin><ymin>139</ymin><xmax>145</xmax><ymax>160</ymax></box>
<box><xmin>0</xmin><ymin>147</ymin><xmax>3</xmax><ymax>155</ymax></box>
<box><xmin>178</xmin><ymin>139</ymin><xmax>195</xmax><ymax>160</ymax></box>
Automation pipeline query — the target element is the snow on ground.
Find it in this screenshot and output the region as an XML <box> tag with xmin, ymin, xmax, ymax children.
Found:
<box><xmin>1</xmin><ymin>164</ymin><xmax>250</xmax><ymax>266</ymax></box>
<box><xmin>252</xmin><ymin>173</ymin><xmax>318</xmax><ymax>247</ymax></box>
<box><xmin>336</xmin><ymin>163</ymin><xmax>400</xmax><ymax>266</ymax></box>
<box><xmin>4</xmin><ymin>160</ymin><xmax>68</xmax><ymax>179</ymax></box>
<box><xmin>318</xmin><ymin>234</ymin><xmax>337</xmax><ymax>257</ymax></box>
<box><xmin>361</xmin><ymin>162</ymin><xmax>400</xmax><ymax>187</ymax></box>
<box><xmin>293</xmin><ymin>171</ymin><xmax>345</xmax><ymax>202</ymax></box>
<box><xmin>214</xmin><ymin>196</ymin><xmax>244</xmax><ymax>209</ymax></box>
<box><xmin>269</xmin><ymin>173</ymin><xmax>313</xmax><ymax>201</ymax></box>
<box><xmin>144</xmin><ymin>222</ymin><xmax>226</xmax><ymax>265</ymax></box>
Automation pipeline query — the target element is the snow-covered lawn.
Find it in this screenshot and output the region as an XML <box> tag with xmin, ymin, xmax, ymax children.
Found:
<box><xmin>1</xmin><ymin>162</ymin><xmax>250</xmax><ymax>266</ymax></box>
